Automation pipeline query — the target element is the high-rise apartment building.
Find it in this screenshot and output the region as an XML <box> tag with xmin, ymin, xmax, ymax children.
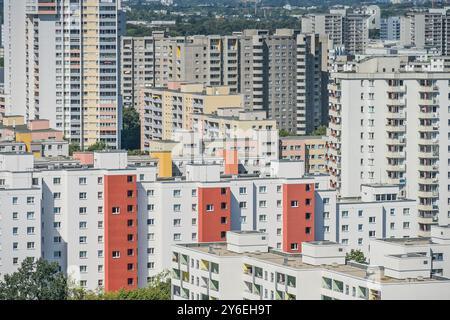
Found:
<box><xmin>122</xmin><ymin>30</ymin><xmax>330</xmax><ymax>135</ymax></box>
<box><xmin>301</xmin><ymin>8</ymin><xmax>370</xmax><ymax>54</ymax></box>
<box><xmin>381</xmin><ymin>17</ymin><xmax>401</xmax><ymax>41</ymax></box>
<box><xmin>400</xmin><ymin>8</ymin><xmax>450</xmax><ymax>55</ymax></box>
<box><xmin>4</xmin><ymin>0</ymin><xmax>123</xmax><ymax>149</ymax></box>
<box><xmin>326</xmin><ymin>56</ymin><xmax>450</xmax><ymax>236</ymax></box>
<box><xmin>121</xmin><ymin>32</ymin><xmax>240</xmax><ymax>109</ymax></box>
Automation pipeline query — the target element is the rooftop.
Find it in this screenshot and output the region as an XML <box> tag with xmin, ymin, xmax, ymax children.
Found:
<box><xmin>175</xmin><ymin>243</ymin><xmax>448</xmax><ymax>284</ymax></box>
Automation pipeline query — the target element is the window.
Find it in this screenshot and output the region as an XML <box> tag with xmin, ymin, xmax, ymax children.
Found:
<box><xmin>79</xmin><ymin>192</ymin><xmax>87</xmax><ymax>200</ymax></box>
<box><xmin>53</xmin><ymin>193</ymin><xmax>61</xmax><ymax>199</ymax></box>
<box><xmin>259</xmin><ymin>215</ymin><xmax>267</xmax><ymax>222</ymax></box>
<box><xmin>127</xmin><ymin>205</ymin><xmax>133</xmax><ymax>212</ymax></box>
<box><xmin>192</xmin><ymin>204</ymin><xmax>197</xmax><ymax>212</ymax></box>
<box><xmin>403</xmin><ymin>222</ymin><xmax>410</xmax><ymax>229</ymax></box>
<box><xmin>369</xmin><ymin>231</ymin><xmax>376</xmax><ymax>237</ymax></box>
<box><xmin>290</xmin><ymin>243</ymin><xmax>298</xmax><ymax>251</ymax></box>
<box><xmin>174</xmin><ymin>234</ymin><xmax>181</xmax><ymax>241</ymax></box>
<box><xmin>173</xmin><ymin>204</ymin><xmax>181</xmax><ymax>212</ymax></box>
<box><xmin>221</xmin><ymin>188</ymin><xmax>227</xmax><ymax>195</ymax></box>
<box><xmin>98</xmin><ymin>206</ymin><xmax>103</xmax><ymax>214</ymax></box>
<box><xmin>127</xmin><ymin>176</ymin><xmax>133</xmax><ymax>183</ymax></box>
<box><xmin>80</xmin><ymin>266</ymin><xmax>87</xmax><ymax>273</ymax></box>
<box><xmin>98</xmin><ymin>177</ymin><xmax>103</xmax><ymax>184</ymax></box>
<box><xmin>390</xmin><ymin>223</ymin><xmax>395</xmax><ymax>230</ymax></box>
<box><xmin>148</xmin><ymin>233</ymin><xmax>155</xmax><ymax>240</ymax></box>
<box><xmin>239</xmin><ymin>187</ymin><xmax>247</xmax><ymax>195</ymax></box>
<box><xmin>79</xmin><ymin>177</ymin><xmax>87</xmax><ymax>185</ymax></box>
<box><xmin>127</xmin><ymin>190</ymin><xmax>134</xmax><ymax>198</ymax></box>
<box><xmin>342</xmin><ymin>225</ymin><xmax>349</xmax><ymax>232</ymax></box>
<box><xmin>79</xmin><ymin>236</ymin><xmax>87</xmax><ymax>244</ymax></box>
<box><xmin>27</xmin><ymin>197</ymin><xmax>34</xmax><ymax>204</ymax></box>
<box><xmin>12</xmin><ymin>197</ymin><xmax>18</xmax><ymax>205</ymax></box>
<box><xmin>291</xmin><ymin>200</ymin><xmax>298</xmax><ymax>207</ymax></box>
<box><xmin>403</xmin><ymin>208</ymin><xmax>410</xmax><ymax>215</ymax></box>
<box><xmin>53</xmin><ymin>177</ymin><xmax>61</xmax><ymax>185</ymax></box>
<box><xmin>306</xmin><ymin>199</ymin><xmax>311</xmax><ymax>206</ymax></box>
<box><xmin>79</xmin><ymin>207</ymin><xmax>87</xmax><ymax>215</ymax></box>
<box><xmin>79</xmin><ymin>251</ymin><xmax>87</xmax><ymax>258</ymax></box>
<box><xmin>358</xmin><ymin>210</ymin><xmax>363</xmax><ymax>217</ymax></box>
<box><xmin>173</xmin><ymin>219</ymin><xmax>181</xmax><ymax>227</ymax></box>
<box><xmin>27</xmin><ymin>212</ymin><xmax>35</xmax><ymax>220</ymax></box>
<box><xmin>259</xmin><ymin>200</ymin><xmax>267</xmax><ymax>208</ymax></box>
<box><xmin>127</xmin><ymin>220</ymin><xmax>134</xmax><ymax>227</ymax></box>
<box><xmin>173</xmin><ymin>190</ymin><xmax>181</xmax><ymax>197</ymax></box>
<box><xmin>148</xmin><ymin>204</ymin><xmax>154</xmax><ymax>211</ymax></box>
<box><xmin>111</xmin><ymin>207</ymin><xmax>121</xmax><ymax>214</ymax></box>
<box><xmin>206</xmin><ymin>204</ymin><xmax>214</xmax><ymax>211</ymax></box>
<box><xmin>147</xmin><ymin>190</ymin><xmax>154</xmax><ymax>197</ymax></box>
<box><xmin>305</xmin><ymin>227</ymin><xmax>311</xmax><ymax>235</ymax></box>
<box><xmin>221</xmin><ymin>217</ymin><xmax>227</xmax><ymax>224</ymax></box>
<box><xmin>341</xmin><ymin>211</ymin><xmax>349</xmax><ymax>218</ymax></box>
<box><xmin>221</xmin><ymin>202</ymin><xmax>227</xmax><ymax>209</ymax></box>
<box><xmin>97</xmin><ymin>192</ymin><xmax>103</xmax><ymax>199</ymax></box>
<box><xmin>358</xmin><ymin>224</ymin><xmax>363</xmax><ymax>231</ymax></box>
<box><xmin>369</xmin><ymin>217</ymin><xmax>376</xmax><ymax>223</ymax></box>
<box><xmin>259</xmin><ymin>186</ymin><xmax>267</xmax><ymax>193</ymax></box>
<box><xmin>277</xmin><ymin>185</ymin><xmax>282</xmax><ymax>193</ymax></box>
<box><xmin>79</xmin><ymin>222</ymin><xmax>87</xmax><ymax>229</ymax></box>
<box><xmin>192</xmin><ymin>189</ymin><xmax>197</xmax><ymax>197</ymax></box>
<box><xmin>147</xmin><ymin>219</ymin><xmax>154</xmax><ymax>225</ymax></box>
<box><xmin>239</xmin><ymin>201</ymin><xmax>247</xmax><ymax>209</ymax></box>
<box><xmin>112</xmin><ymin>251</ymin><xmax>120</xmax><ymax>258</ymax></box>
<box><xmin>390</xmin><ymin>208</ymin><xmax>395</xmax><ymax>216</ymax></box>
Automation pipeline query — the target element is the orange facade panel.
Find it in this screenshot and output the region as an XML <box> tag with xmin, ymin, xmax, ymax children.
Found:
<box><xmin>282</xmin><ymin>183</ymin><xmax>315</xmax><ymax>253</ymax></box>
<box><xmin>198</xmin><ymin>187</ymin><xmax>231</xmax><ymax>242</ymax></box>
<box><xmin>104</xmin><ymin>174</ymin><xmax>138</xmax><ymax>292</ymax></box>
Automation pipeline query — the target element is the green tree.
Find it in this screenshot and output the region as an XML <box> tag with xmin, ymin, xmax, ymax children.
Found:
<box><xmin>0</xmin><ymin>257</ymin><xmax>68</xmax><ymax>300</ymax></box>
<box><xmin>121</xmin><ymin>107</ymin><xmax>141</xmax><ymax>151</ymax></box>
<box><xmin>279</xmin><ymin>129</ymin><xmax>291</xmax><ymax>137</ymax></box>
<box><xmin>87</xmin><ymin>141</ymin><xmax>108</xmax><ymax>152</ymax></box>
<box><xmin>69</xmin><ymin>142</ymin><xmax>80</xmax><ymax>155</ymax></box>
<box><xmin>346</xmin><ymin>249</ymin><xmax>367</xmax><ymax>264</ymax></box>
<box><xmin>73</xmin><ymin>271</ymin><xmax>171</xmax><ymax>300</ymax></box>
<box><xmin>311</xmin><ymin>125</ymin><xmax>327</xmax><ymax>136</ymax></box>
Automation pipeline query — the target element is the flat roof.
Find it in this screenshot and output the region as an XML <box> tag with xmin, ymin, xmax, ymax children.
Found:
<box><xmin>175</xmin><ymin>243</ymin><xmax>448</xmax><ymax>284</ymax></box>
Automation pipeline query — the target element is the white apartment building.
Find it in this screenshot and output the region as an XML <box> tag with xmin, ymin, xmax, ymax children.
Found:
<box><xmin>400</xmin><ymin>8</ymin><xmax>450</xmax><ymax>56</ymax></box>
<box><xmin>0</xmin><ymin>153</ymin><xmax>42</xmax><ymax>278</ymax></box>
<box><xmin>301</xmin><ymin>8</ymin><xmax>369</xmax><ymax>55</ymax></box>
<box><xmin>0</xmin><ymin>150</ymin><xmax>335</xmax><ymax>292</ymax></box>
<box><xmin>316</xmin><ymin>184</ymin><xmax>418</xmax><ymax>256</ymax></box>
<box><xmin>171</xmin><ymin>231</ymin><xmax>450</xmax><ymax>300</ymax></box>
<box><xmin>3</xmin><ymin>0</ymin><xmax>123</xmax><ymax>149</ymax></box>
<box><xmin>326</xmin><ymin>56</ymin><xmax>450</xmax><ymax>236</ymax></box>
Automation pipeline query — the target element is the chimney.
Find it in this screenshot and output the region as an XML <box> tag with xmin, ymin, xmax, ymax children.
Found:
<box><xmin>223</xmin><ymin>147</ymin><xmax>238</xmax><ymax>175</ymax></box>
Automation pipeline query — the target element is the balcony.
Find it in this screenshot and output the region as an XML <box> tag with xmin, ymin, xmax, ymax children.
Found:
<box><xmin>386</xmin><ymin>151</ymin><xmax>405</xmax><ymax>158</ymax></box>
<box><xmin>386</xmin><ymin>99</ymin><xmax>405</xmax><ymax>106</ymax></box>
<box><xmin>385</xmin><ymin>125</ymin><xmax>406</xmax><ymax>132</ymax></box>
<box><xmin>386</xmin><ymin>164</ymin><xmax>406</xmax><ymax>172</ymax></box>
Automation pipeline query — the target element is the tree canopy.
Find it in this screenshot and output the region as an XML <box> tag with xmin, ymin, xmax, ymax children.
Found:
<box><xmin>121</xmin><ymin>107</ymin><xmax>141</xmax><ymax>151</ymax></box>
<box><xmin>346</xmin><ymin>249</ymin><xmax>367</xmax><ymax>264</ymax></box>
<box><xmin>0</xmin><ymin>258</ymin><xmax>68</xmax><ymax>300</ymax></box>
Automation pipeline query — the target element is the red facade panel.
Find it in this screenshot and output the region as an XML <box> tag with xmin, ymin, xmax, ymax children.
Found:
<box><xmin>282</xmin><ymin>183</ymin><xmax>315</xmax><ymax>253</ymax></box>
<box><xmin>104</xmin><ymin>174</ymin><xmax>138</xmax><ymax>292</ymax></box>
<box><xmin>198</xmin><ymin>186</ymin><xmax>231</xmax><ymax>242</ymax></box>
